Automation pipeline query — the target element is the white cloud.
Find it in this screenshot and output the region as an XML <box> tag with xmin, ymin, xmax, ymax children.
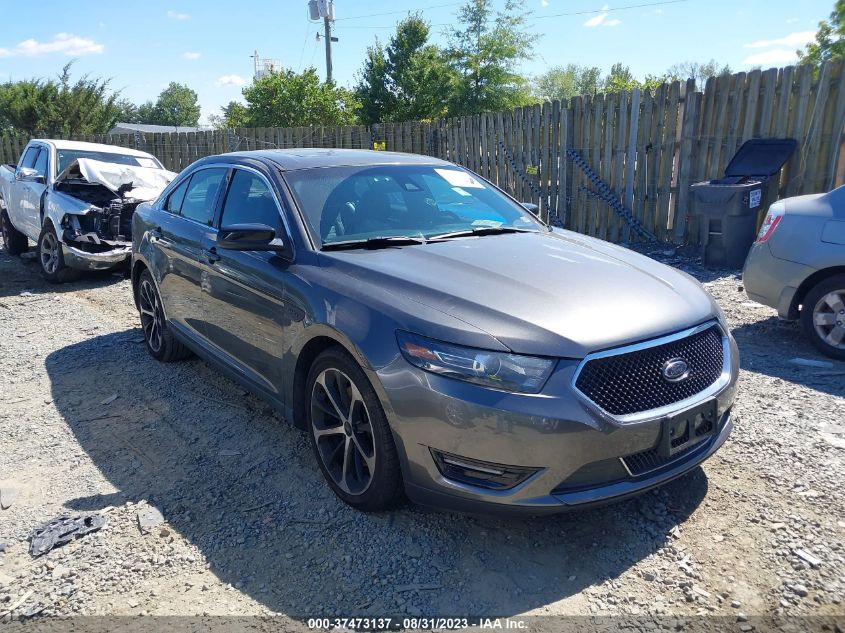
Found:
<box><xmin>166</xmin><ymin>10</ymin><xmax>190</xmax><ymax>20</ymax></box>
<box><xmin>183</xmin><ymin>51</ymin><xmax>201</xmax><ymax>60</ymax></box>
<box><xmin>216</xmin><ymin>74</ymin><xmax>247</xmax><ymax>87</ymax></box>
<box><xmin>743</xmin><ymin>48</ymin><xmax>801</xmax><ymax>66</ymax></box>
<box><xmin>744</xmin><ymin>31</ymin><xmax>815</xmax><ymax>49</ymax></box>
<box><xmin>584</xmin><ymin>7</ymin><xmax>620</xmax><ymax>28</ymax></box>
<box><xmin>584</xmin><ymin>11</ymin><xmax>608</xmax><ymax>27</ymax></box>
<box><xmin>540</xmin><ymin>0</ymin><xmax>549</xmax><ymax>6</ymax></box>
<box><xmin>0</xmin><ymin>33</ymin><xmax>104</xmax><ymax>57</ymax></box>
<box><xmin>786</xmin><ymin>17</ymin><xmax>799</xmax><ymax>24</ymax></box>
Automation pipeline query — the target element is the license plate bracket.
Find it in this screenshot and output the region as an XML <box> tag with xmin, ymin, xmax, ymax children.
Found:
<box><xmin>658</xmin><ymin>399</ymin><xmax>718</xmax><ymax>458</ymax></box>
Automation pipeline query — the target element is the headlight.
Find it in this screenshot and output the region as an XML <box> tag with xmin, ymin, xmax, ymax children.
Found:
<box><xmin>396</xmin><ymin>331</ymin><xmax>555</xmax><ymax>393</ymax></box>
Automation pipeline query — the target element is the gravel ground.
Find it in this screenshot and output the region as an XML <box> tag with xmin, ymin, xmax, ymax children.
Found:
<box><xmin>0</xmin><ymin>241</ymin><xmax>843</xmax><ymax>630</ymax></box>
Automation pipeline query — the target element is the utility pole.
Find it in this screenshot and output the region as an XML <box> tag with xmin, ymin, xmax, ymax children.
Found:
<box><xmin>309</xmin><ymin>0</ymin><xmax>336</xmax><ymax>83</ymax></box>
<box><xmin>324</xmin><ymin>15</ymin><xmax>333</xmax><ymax>83</ymax></box>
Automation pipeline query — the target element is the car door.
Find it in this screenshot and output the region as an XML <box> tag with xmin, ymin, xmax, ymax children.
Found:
<box><xmin>10</xmin><ymin>145</ymin><xmax>46</xmax><ymax>239</ymax></box>
<box><xmin>151</xmin><ymin>167</ymin><xmax>227</xmax><ymax>342</ymax></box>
<box><xmin>201</xmin><ymin>166</ymin><xmax>291</xmax><ymax>401</ymax></box>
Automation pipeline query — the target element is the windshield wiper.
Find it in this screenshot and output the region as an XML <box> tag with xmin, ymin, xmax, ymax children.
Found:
<box><xmin>321</xmin><ymin>235</ymin><xmax>427</xmax><ymax>251</ymax></box>
<box><xmin>429</xmin><ymin>226</ymin><xmax>538</xmax><ymax>241</ymax></box>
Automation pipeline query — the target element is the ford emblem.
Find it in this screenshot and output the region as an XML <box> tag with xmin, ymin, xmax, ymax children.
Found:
<box><xmin>662</xmin><ymin>358</ymin><xmax>690</xmax><ymax>382</ymax></box>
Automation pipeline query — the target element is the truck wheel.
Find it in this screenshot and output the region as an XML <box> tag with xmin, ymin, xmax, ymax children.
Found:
<box><xmin>0</xmin><ymin>209</ymin><xmax>28</xmax><ymax>256</ymax></box>
<box><xmin>801</xmin><ymin>274</ymin><xmax>845</xmax><ymax>360</ymax></box>
<box><xmin>37</xmin><ymin>222</ymin><xmax>78</xmax><ymax>283</ymax></box>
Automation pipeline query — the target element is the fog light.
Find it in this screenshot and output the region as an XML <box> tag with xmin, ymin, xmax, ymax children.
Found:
<box><xmin>430</xmin><ymin>449</ymin><xmax>538</xmax><ymax>490</ymax></box>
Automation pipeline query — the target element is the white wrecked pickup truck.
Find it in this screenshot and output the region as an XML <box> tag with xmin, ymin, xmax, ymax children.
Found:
<box><xmin>0</xmin><ymin>139</ymin><xmax>176</xmax><ymax>282</ymax></box>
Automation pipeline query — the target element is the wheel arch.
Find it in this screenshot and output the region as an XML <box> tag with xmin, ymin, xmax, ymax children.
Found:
<box><xmin>131</xmin><ymin>258</ymin><xmax>149</xmax><ymax>310</ymax></box>
<box><xmin>792</xmin><ymin>266</ymin><xmax>845</xmax><ymax>316</ymax></box>
<box><xmin>291</xmin><ymin>334</ymin><xmax>352</xmax><ymax>431</ymax></box>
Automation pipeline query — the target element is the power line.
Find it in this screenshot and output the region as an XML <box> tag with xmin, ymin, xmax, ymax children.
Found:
<box><xmin>333</xmin><ymin>1</ymin><xmax>463</xmax><ymax>21</ymax></box>
<box><xmin>334</xmin><ymin>0</ymin><xmax>692</xmax><ymax>30</ymax></box>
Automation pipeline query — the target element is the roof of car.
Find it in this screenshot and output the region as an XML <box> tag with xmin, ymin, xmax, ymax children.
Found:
<box><xmin>221</xmin><ymin>148</ymin><xmax>452</xmax><ymax>171</ymax></box>
<box><xmin>34</xmin><ymin>139</ymin><xmax>158</xmax><ymax>159</ymax></box>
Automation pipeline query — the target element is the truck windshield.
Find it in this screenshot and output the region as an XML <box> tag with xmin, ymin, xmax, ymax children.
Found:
<box><xmin>55</xmin><ymin>150</ymin><xmax>163</xmax><ymax>174</ymax></box>
<box><xmin>284</xmin><ymin>164</ymin><xmax>543</xmax><ymax>248</ymax></box>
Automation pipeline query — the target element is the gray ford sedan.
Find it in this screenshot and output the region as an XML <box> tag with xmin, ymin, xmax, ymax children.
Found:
<box><xmin>131</xmin><ymin>149</ymin><xmax>739</xmax><ymax>514</ymax></box>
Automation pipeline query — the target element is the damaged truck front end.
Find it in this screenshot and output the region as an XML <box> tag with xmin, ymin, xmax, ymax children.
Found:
<box><xmin>48</xmin><ymin>159</ymin><xmax>175</xmax><ymax>271</ymax></box>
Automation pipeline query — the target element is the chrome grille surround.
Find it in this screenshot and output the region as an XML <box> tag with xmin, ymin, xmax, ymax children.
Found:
<box><xmin>571</xmin><ymin>321</ymin><xmax>732</xmax><ymax>424</ymax></box>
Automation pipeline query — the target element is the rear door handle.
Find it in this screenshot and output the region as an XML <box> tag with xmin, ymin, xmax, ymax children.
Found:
<box><xmin>203</xmin><ymin>247</ymin><xmax>221</xmax><ymax>264</ymax></box>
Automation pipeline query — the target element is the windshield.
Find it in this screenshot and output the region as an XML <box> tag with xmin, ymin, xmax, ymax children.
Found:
<box><xmin>55</xmin><ymin>149</ymin><xmax>163</xmax><ymax>175</ymax></box>
<box><xmin>284</xmin><ymin>165</ymin><xmax>542</xmax><ymax>247</ymax></box>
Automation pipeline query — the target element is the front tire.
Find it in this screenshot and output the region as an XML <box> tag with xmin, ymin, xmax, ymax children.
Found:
<box><xmin>801</xmin><ymin>274</ymin><xmax>845</xmax><ymax>360</ymax></box>
<box><xmin>137</xmin><ymin>269</ymin><xmax>191</xmax><ymax>362</ymax></box>
<box><xmin>1</xmin><ymin>208</ymin><xmax>28</xmax><ymax>256</ymax></box>
<box><xmin>37</xmin><ymin>222</ymin><xmax>78</xmax><ymax>283</ymax></box>
<box><xmin>306</xmin><ymin>347</ymin><xmax>404</xmax><ymax>511</ymax></box>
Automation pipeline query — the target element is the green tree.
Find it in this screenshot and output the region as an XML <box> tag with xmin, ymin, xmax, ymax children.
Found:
<box><xmin>141</xmin><ymin>82</ymin><xmax>201</xmax><ymax>127</ymax></box>
<box><xmin>209</xmin><ymin>100</ymin><xmax>250</xmax><ymax>129</ymax></box>
<box><xmin>532</xmin><ymin>64</ymin><xmax>602</xmax><ymax>101</ymax></box>
<box><xmin>665</xmin><ymin>59</ymin><xmax>732</xmax><ymax>84</ymax></box>
<box><xmin>0</xmin><ymin>63</ymin><xmax>122</xmax><ymax>136</ymax></box>
<box><xmin>447</xmin><ymin>0</ymin><xmax>534</xmax><ymax>116</ymax></box>
<box><xmin>221</xmin><ymin>68</ymin><xmax>358</xmax><ymax>128</ymax></box>
<box><xmin>603</xmin><ymin>63</ymin><xmax>640</xmax><ymax>93</ymax></box>
<box><xmin>356</xmin><ymin>15</ymin><xmax>456</xmax><ymax>123</ymax></box>
<box><xmin>800</xmin><ymin>0</ymin><xmax>845</xmax><ymax>65</ymax></box>
<box><xmin>115</xmin><ymin>98</ymin><xmax>141</xmax><ymax>123</ymax></box>
<box><xmin>136</xmin><ymin>101</ymin><xmax>155</xmax><ymax>123</ymax></box>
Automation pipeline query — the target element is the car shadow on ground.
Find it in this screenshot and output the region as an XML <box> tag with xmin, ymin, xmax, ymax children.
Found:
<box><xmin>0</xmin><ymin>248</ymin><xmax>127</xmax><ymax>299</ymax></box>
<box><xmin>731</xmin><ymin>316</ymin><xmax>845</xmax><ymax>399</ymax></box>
<box><xmin>46</xmin><ymin>330</ymin><xmax>709</xmax><ymax>618</ymax></box>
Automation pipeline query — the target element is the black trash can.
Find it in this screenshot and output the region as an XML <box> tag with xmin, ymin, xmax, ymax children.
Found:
<box><xmin>690</xmin><ymin>138</ymin><xmax>797</xmax><ymax>268</ymax></box>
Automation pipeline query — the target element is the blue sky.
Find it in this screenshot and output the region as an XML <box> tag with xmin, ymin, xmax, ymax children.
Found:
<box><xmin>0</xmin><ymin>0</ymin><xmax>833</xmax><ymax>124</ymax></box>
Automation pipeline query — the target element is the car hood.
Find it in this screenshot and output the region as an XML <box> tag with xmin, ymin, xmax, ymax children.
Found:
<box><xmin>55</xmin><ymin>158</ymin><xmax>177</xmax><ymax>202</ymax></box>
<box><xmin>323</xmin><ymin>230</ymin><xmax>719</xmax><ymax>358</ymax></box>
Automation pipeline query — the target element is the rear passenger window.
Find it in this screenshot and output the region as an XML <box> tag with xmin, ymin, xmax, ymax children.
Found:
<box><xmin>219</xmin><ymin>170</ymin><xmax>282</xmax><ymax>230</ymax></box>
<box><xmin>179</xmin><ymin>168</ymin><xmax>227</xmax><ymax>224</ymax></box>
<box><xmin>164</xmin><ymin>178</ymin><xmax>190</xmax><ymax>214</ymax></box>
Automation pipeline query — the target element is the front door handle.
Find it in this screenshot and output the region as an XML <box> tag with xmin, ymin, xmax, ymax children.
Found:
<box><xmin>147</xmin><ymin>226</ymin><xmax>170</xmax><ymax>247</ymax></box>
<box><xmin>203</xmin><ymin>247</ymin><xmax>221</xmax><ymax>264</ymax></box>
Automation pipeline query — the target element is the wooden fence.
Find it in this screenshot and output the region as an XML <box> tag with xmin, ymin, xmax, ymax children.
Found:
<box><xmin>3</xmin><ymin>61</ymin><xmax>845</xmax><ymax>244</ymax></box>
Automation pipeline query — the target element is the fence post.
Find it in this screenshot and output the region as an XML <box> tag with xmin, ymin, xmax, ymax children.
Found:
<box><xmin>673</xmin><ymin>83</ymin><xmax>701</xmax><ymax>243</ymax></box>
<box><xmin>227</xmin><ymin>129</ymin><xmax>237</xmax><ymax>153</ymax></box>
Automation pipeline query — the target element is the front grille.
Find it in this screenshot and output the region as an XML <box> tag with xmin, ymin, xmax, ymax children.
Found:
<box><xmin>622</xmin><ymin>425</ymin><xmax>714</xmax><ymax>477</ymax></box>
<box><xmin>575</xmin><ymin>325</ymin><xmax>724</xmax><ymax>417</ymax></box>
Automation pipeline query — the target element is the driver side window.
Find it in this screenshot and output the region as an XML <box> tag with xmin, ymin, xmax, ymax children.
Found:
<box><xmin>219</xmin><ymin>169</ymin><xmax>282</xmax><ymax>232</ymax></box>
<box><xmin>33</xmin><ymin>149</ymin><xmax>48</xmax><ymax>179</ymax></box>
<box><xmin>19</xmin><ymin>147</ymin><xmax>39</xmax><ymax>172</ymax></box>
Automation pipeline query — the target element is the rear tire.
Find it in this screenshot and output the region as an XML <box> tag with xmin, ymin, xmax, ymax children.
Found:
<box><xmin>37</xmin><ymin>222</ymin><xmax>79</xmax><ymax>283</ymax></box>
<box><xmin>0</xmin><ymin>208</ymin><xmax>28</xmax><ymax>256</ymax></box>
<box><xmin>306</xmin><ymin>347</ymin><xmax>404</xmax><ymax>511</ymax></box>
<box><xmin>138</xmin><ymin>269</ymin><xmax>191</xmax><ymax>362</ymax></box>
<box><xmin>801</xmin><ymin>273</ymin><xmax>845</xmax><ymax>360</ymax></box>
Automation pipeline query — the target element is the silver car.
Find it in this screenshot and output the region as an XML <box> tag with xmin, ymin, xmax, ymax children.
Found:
<box><xmin>743</xmin><ymin>187</ymin><xmax>845</xmax><ymax>359</ymax></box>
<box><xmin>131</xmin><ymin>149</ymin><xmax>738</xmax><ymax>514</ymax></box>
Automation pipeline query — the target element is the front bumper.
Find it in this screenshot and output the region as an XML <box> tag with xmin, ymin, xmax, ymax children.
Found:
<box><xmin>377</xmin><ymin>326</ymin><xmax>739</xmax><ymax>516</ymax></box>
<box><xmin>62</xmin><ymin>243</ymin><xmax>131</xmax><ymax>271</ymax></box>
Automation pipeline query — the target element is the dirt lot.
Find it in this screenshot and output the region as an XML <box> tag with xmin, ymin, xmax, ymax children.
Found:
<box><xmin>0</xmin><ymin>242</ymin><xmax>843</xmax><ymax>629</ymax></box>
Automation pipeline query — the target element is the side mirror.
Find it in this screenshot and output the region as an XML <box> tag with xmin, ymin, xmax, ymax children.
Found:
<box><xmin>522</xmin><ymin>202</ymin><xmax>539</xmax><ymax>216</ymax></box>
<box><xmin>217</xmin><ymin>223</ymin><xmax>284</xmax><ymax>252</ymax></box>
<box><xmin>17</xmin><ymin>167</ymin><xmax>45</xmax><ymax>184</ymax></box>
